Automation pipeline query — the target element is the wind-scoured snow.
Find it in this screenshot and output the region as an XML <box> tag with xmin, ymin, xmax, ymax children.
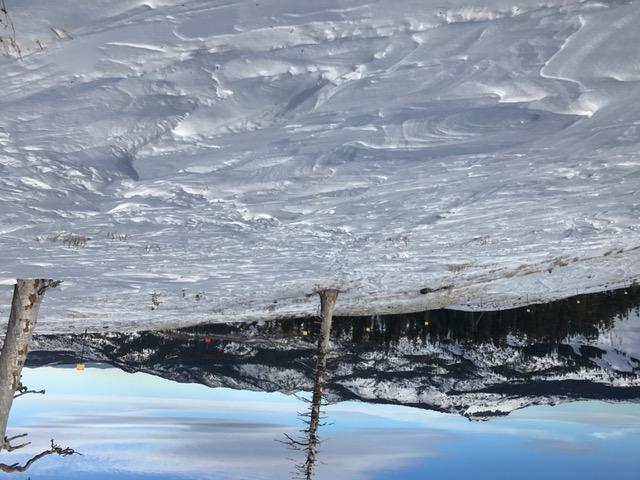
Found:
<box><xmin>1</xmin><ymin>0</ymin><xmax>640</xmax><ymax>331</ymax></box>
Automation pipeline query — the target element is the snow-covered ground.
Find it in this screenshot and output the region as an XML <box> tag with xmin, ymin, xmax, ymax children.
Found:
<box><xmin>27</xmin><ymin>308</ymin><xmax>640</xmax><ymax>418</ymax></box>
<box><xmin>1</xmin><ymin>0</ymin><xmax>640</xmax><ymax>332</ymax></box>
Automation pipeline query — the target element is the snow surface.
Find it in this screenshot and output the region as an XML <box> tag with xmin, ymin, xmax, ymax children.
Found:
<box><xmin>1</xmin><ymin>0</ymin><xmax>640</xmax><ymax>331</ymax></box>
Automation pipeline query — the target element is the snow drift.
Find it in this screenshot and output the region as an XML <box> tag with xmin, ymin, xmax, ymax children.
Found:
<box><xmin>1</xmin><ymin>0</ymin><xmax>640</xmax><ymax>331</ymax></box>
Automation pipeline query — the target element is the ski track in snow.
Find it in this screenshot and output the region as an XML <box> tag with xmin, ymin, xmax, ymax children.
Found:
<box><xmin>1</xmin><ymin>0</ymin><xmax>640</xmax><ymax>332</ymax></box>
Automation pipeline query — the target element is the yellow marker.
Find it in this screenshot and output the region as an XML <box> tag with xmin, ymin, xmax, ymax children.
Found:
<box><xmin>424</xmin><ymin>321</ymin><xmax>429</xmax><ymax>326</ymax></box>
<box><xmin>576</xmin><ymin>300</ymin><xmax>581</xmax><ymax>304</ymax></box>
<box><xmin>76</xmin><ymin>363</ymin><xmax>85</xmax><ymax>371</ymax></box>
<box><xmin>365</xmin><ymin>327</ymin><xmax>371</xmax><ymax>332</ymax></box>
<box><xmin>526</xmin><ymin>308</ymin><xmax>531</xmax><ymax>313</ymax></box>
<box><xmin>302</xmin><ymin>330</ymin><xmax>309</xmax><ymax>336</ymax></box>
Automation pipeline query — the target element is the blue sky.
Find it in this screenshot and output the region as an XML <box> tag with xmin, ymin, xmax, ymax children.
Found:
<box><xmin>2</xmin><ymin>365</ymin><xmax>639</xmax><ymax>480</ymax></box>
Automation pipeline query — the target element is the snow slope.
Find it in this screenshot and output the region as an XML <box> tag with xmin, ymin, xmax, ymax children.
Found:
<box><xmin>1</xmin><ymin>0</ymin><xmax>640</xmax><ymax>331</ymax></box>
<box><xmin>28</xmin><ymin>307</ymin><xmax>640</xmax><ymax>419</ymax></box>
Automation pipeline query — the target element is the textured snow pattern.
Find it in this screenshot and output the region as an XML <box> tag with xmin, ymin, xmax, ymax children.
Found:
<box><xmin>1</xmin><ymin>0</ymin><xmax>640</xmax><ymax>331</ymax></box>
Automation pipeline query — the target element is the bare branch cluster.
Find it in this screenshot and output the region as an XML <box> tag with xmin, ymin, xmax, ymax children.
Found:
<box><xmin>0</xmin><ymin>0</ymin><xmax>21</xmax><ymax>58</ymax></box>
<box><xmin>2</xmin><ymin>433</ymin><xmax>30</xmax><ymax>452</ymax></box>
<box><xmin>0</xmin><ymin>0</ymin><xmax>14</xmax><ymax>35</ymax></box>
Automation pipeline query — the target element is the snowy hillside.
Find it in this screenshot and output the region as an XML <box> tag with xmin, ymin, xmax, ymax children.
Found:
<box><xmin>28</xmin><ymin>301</ymin><xmax>640</xmax><ymax>419</ymax></box>
<box><xmin>1</xmin><ymin>0</ymin><xmax>640</xmax><ymax>331</ymax></box>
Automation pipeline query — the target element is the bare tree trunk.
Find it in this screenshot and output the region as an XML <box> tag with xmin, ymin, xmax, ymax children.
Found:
<box><xmin>303</xmin><ymin>289</ymin><xmax>338</xmax><ymax>480</ymax></box>
<box><xmin>0</xmin><ymin>279</ymin><xmax>60</xmax><ymax>449</ymax></box>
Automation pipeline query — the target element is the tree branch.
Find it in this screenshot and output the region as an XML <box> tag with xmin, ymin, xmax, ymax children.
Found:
<box><xmin>0</xmin><ymin>439</ymin><xmax>80</xmax><ymax>473</ymax></box>
<box><xmin>14</xmin><ymin>383</ymin><xmax>45</xmax><ymax>399</ymax></box>
<box><xmin>279</xmin><ymin>433</ymin><xmax>309</xmax><ymax>449</ymax></box>
<box><xmin>36</xmin><ymin>279</ymin><xmax>63</xmax><ymax>296</ymax></box>
<box><xmin>2</xmin><ymin>434</ymin><xmax>30</xmax><ymax>452</ymax></box>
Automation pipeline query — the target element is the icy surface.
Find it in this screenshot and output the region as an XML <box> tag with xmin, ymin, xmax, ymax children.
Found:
<box><xmin>1</xmin><ymin>0</ymin><xmax>640</xmax><ymax>331</ymax></box>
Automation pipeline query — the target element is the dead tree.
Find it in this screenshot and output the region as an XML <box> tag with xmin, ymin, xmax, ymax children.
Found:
<box><xmin>0</xmin><ymin>279</ymin><xmax>61</xmax><ymax>445</ymax></box>
<box><xmin>0</xmin><ymin>279</ymin><xmax>78</xmax><ymax>472</ymax></box>
<box><xmin>283</xmin><ymin>289</ymin><xmax>338</xmax><ymax>479</ymax></box>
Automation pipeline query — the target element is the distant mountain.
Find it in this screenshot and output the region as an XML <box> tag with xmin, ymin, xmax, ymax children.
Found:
<box><xmin>29</xmin><ymin>287</ymin><xmax>640</xmax><ymax>419</ymax></box>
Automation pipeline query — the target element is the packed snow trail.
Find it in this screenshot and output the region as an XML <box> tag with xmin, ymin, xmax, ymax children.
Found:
<box><xmin>1</xmin><ymin>0</ymin><xmax>639</xmax><ymax>332</ymax></box>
